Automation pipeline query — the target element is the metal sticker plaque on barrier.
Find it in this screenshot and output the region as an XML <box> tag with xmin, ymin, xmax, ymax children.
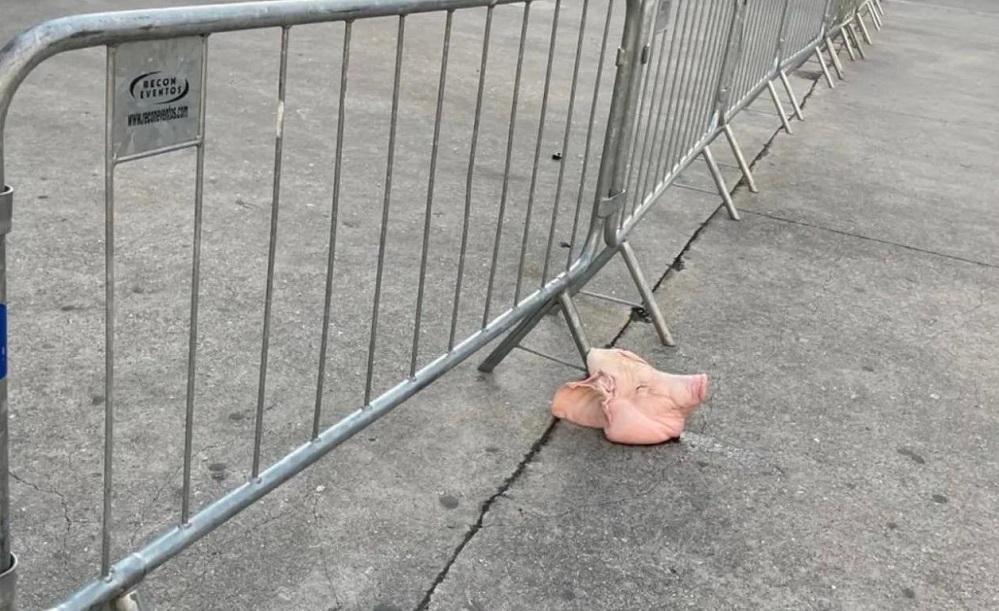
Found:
<box><xmin>656</xmin><ymin>0</ymin><xmax>672</xmax><ymax>32</ymax></box>
<box><xmin>111</xmin><ymin>37</ymin><xmax>204</xmax><ymax>161</ymax></box>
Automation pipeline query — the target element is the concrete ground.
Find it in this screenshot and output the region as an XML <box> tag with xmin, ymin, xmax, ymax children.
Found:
<box><xmin>1</xmin><ymin>0</ymin><xmax>997</xmax><ymax>609</ymax></box>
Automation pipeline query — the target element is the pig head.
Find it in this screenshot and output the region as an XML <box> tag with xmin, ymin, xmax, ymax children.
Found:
<box><xmin>551</xmin><ymin>348</ymin><xmax>708</xmax><ymax>445</ymax></box>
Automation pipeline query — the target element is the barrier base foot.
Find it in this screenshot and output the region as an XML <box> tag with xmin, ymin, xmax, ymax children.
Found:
<box><xmin>100</xmin><ymin>589</ymin><xmax>145</xmax><ymax>611</ymax></box>
<box><xmin>815</xmin><ymin>48</ymin><xmax>835</xmax><ymax>88</ymax></box>
<box><xmin>779</xmin><ymin>70</ymin><xmax>804</xmax><ymax>121</ymax></box>
<box><xmin>766</xmin><ymin>80</ymin><xmax>794</xmax><ymax>134</ymax></box>
<box><xmin>825</xmin><ymin>35</ymin><xmax>845</xmax><ymax>79</ymax></box>
<box><xmin>620</xmin><ymin>242</ymin><xmax>674</xmax><ymax>346</ymax></box>
<box><xmin>703</xmin><ymin>146</ymin><xmax>741</xmax><ymax>221</ymax></box>
<box><xmin>722</xmin><ymin>124</ymin><xmax>758</xmax><ymax>193</ymax></box>
<box><xmin>0</xmin><ymin>553</ymin><xmax>16</xmax><ymax>611</ymax></box>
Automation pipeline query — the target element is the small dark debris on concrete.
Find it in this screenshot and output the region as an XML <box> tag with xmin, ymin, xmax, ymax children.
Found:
<box><xmin>897</xmin><ymin>447</ymin><xmax>926</xmax><ymax>465</ymax></box>
<box><xmin>630</xmin><ymin>306</ymin><xmax>652</xmax><ymax>323</ymax></box>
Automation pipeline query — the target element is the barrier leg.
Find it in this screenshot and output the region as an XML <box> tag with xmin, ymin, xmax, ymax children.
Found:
<box><xmin>766</xmin><ymin>80</ymin><xmax>794</xmax><ymax>134</ymax></box>
<box><xmin>619</xmin><ymin>241</ymin><xmax>674</xmax><ymax>347</ymax></box>
<box><xmin>478</xmin><ymin>298</ymin><xmax>558</xmax><ymax>373</ymax></box>
<box><xmin>857</xmin><ymin>12</ymin><xmax>874</xmax><ymax>44</ymax></box>
<box><xmin>0</xmin><ymin>185</ymin><xmax>15</xmax><ymax>611</ymax></box>
<box><xmin>558</xmin><ymin>292</ymin><xmax>591</xmax><ymax>364</ymax></box>
<box><xmin>872</xmin><ymin>0</ymin><xmax>885</xmax><ymax>19</ymax></box>
<box><xmin>106</xmin><ymin>590</ymin><xmax>145</xmax><ymax>611</ymax></box>
<box><xmin>842</xmin><ymin>27</ymin><xmax>858</xmax><ymax>61</ymax></box>
<box><xmin>825</xmin><ymin>34</ymin><xmax>845</xmax><ymax>79</ymax></box>
<box><xmin>703</xmin><ymin>146</ymin><xmax>740</xmax><ymax>221</ymax></box>
<box><xmin>722</xmin><ymin>124</ymin><xmax>758</xmax><ymax>193</ymax></box>
<box><xmin>848</xmin><ymin>22</ymin><xmax>866</xmax><ymax>59</ymax></box>
<box><xmin>815</xmin><ymin>47</ymin><xmax>835</xmax><ymax>88</ymax></box>
<box><xmin>868</xmin><ymin>2</ymin><xmax>883</xmax><ymax>30</ymax></box>
<box><xmin>778</xmin><ymin>70</ymin><xmax>804</xmax><ymax>121</ymax></box>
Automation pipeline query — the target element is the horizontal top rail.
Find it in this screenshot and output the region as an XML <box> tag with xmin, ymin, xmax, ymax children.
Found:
<box><xmin>0</xmin><ymin>0</ymin><xmax>521</xmax><ymax>124</ymax></box>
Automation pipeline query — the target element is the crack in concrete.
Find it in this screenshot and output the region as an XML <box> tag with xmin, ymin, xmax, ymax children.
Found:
<box><xmin>411</xmin><ymin>70</ymin><xmax>828</xmax><ymax>611</ymax></box>
<box><xmin>311</xmin><ymin>494</ymin><xmax>343</xmax><ymax>611</ymax></box>
<box><xmin>10</xmin><ymin>470</ymin><xmax>76</xmax><ymax>577</ymax></box>
<box><xmin>413</xmin><ymin>417</ymin><xmax>559</xmax><ymax>611</ymax></box>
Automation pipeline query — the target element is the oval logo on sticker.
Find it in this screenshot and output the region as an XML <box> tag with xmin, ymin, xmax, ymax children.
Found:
<box><xmin>129</xmin><ymin>71</ymin><xmax>190</xmax><ymax>106</ymax></box>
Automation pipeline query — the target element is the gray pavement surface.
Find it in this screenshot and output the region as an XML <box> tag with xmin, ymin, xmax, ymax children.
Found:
<box><xmin>1</xmin><ymin>0</ymin><xmax>997</xmax><ymax>609</ymax></box>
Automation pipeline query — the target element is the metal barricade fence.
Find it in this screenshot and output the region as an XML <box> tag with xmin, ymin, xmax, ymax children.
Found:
<box><xmin>825</xmin><ymin>0</ymin><xmax>881</xmax><ymax>64</ymax></box>
<box><xmin>613</xmin><ymin>0</ymin><xmax>742</xmax><ymax>242</ymax></box>
<box><xmin>0</xmin><ymin>0</ymin><xmax>883</xmax><ymax>607</ymax></box>
<box><xmin>724</xmin><ymin>0</ymin><xmax>786</xmax><ymax>122</ymax></box>
<box><xmin>779</xmin><ymin>0</ymin><xmax>835</xmax><ymax>72</ymax></box>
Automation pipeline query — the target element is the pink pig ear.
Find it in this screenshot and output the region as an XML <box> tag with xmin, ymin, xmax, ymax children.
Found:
<box><xmin>551</xmin><ymin>375</ymin><xmax>610</xmax><ymax>429</ymax></box>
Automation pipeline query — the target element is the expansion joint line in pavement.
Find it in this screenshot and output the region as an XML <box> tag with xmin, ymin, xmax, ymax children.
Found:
<box><xmin>413</xmin><ymin>70</ymin><xmax>826</xmax><ymax>611</ymax></box>
<box><xmin>744</xmin><ymin>210</ymin><xmax>999</xmax><ymax>270</ymax></box>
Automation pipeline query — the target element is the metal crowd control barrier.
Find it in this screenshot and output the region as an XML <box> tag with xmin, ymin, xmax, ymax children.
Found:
<box><xmin>0</xmin><ymin>0</ymin><xmax>884</xmax><ymax>607</ymax></box>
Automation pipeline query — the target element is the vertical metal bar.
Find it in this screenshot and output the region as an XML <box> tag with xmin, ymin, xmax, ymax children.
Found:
<box><xmin>708</xmin><ymin>0</ymin><xmax>745</xmax><ymax>126</ymax></box>
<box><xmin>646</xmin><ymin>0</ymin><xmax>693</xmax><ymax>196</ymax></box>
<box><xmin>598</xmin><ymin>0</ymin><xmax>656</xmax><ymax>245</ymax></box>
<box><xmin>0</xmin><ymin>135</ymin><xmax>12</xmax><ymax>589</ymax></box>
<box><xmin>623</xmin><ymin>0</ymin><xmax>666</xmax><ymax>219</ymax></box>
<box><xmin>482</xmin><ymin>4</ymin><xmax>529</xmax><ymax>327</ymax></box>
<box><xmin>631</xmin><ymin>26</ymin><xmax>671</xmax><ymax>219</ymax></box>
<box><xmin>660</xmin><ymin>0</ymin><xmax>706</xmax><ymax>181</ymax></box>
<box><xmin>693</xmin><ymin>0</ymin><xmax>735</xmax><ymax>140</ymax></box>
<box><xmin>365</xmin><ymin>16</ymin><xmax>406</xmax><ymax>405</ymax></box>
<box><xmin>314</xmin><ymin>21</ymin><xmax>352</xmax><ymax>439</ymax></box>
<box><xmin>662</xmin><ymin>0</ymin><xmax>707</xmax><ymax>183</ymax></box>
<box><xmin>680</xmin><ymin>0</ymin><xmax>731</xmax><ymax>153</ymax></box>
<box><xmin>412</xmin><ymin>13</ymin><xmax>451</xmax><ymax>370</ymax></box>
<box><xmin>566</xmin><ymin>0</ymin><xmax>614</xmax><ymax>273</ymax></box>
<box><xmin>181</xmin><ymin>35</ymin><xmax>210</xmax><ymax>525</ymax></box>
<box><xmin>101</xmin><ymin>44</ymin><xmax>117</xmax><ymax>577</ymax></box>
<box><xmin>252</xmin><ymin>26</ymin><xmax>290</xmax><ymax>478</ymax></box>
<box><xmin>0</xmin><ymin>231</ymin><xmax>8</xmax><ymax>579</ymax></box>
<box><xmin>450</xmin><ymin>6</ymin><xmax>492</xmax><ymax>349</ymax></box>
<box><xmin>513</xmin><ymin>0</ymin><xmax>561</xmax><ymax>305</ymax></box>
<box><xmin>619</xmin><ymin>241</ymin><xmax>674</xmax><ymax>346</ymax></box>
<box><xmin>732</xmin><ymin>1</ymin><xmax>756</xmax><ymax>109</ymax></box>
<box><xmin>541</xmin><ymin>0</ymin><xmax>590</xmax><ymax>286</ymax></box>
<box><xmin>773</xmin><ymin>0</ymin><xmax>793</xmax><ymax>74</ymax></box>
<box><xmin>677</xmin><ymin>0</ymin><xmax>719</xmax><ymax>173</ymax></box>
